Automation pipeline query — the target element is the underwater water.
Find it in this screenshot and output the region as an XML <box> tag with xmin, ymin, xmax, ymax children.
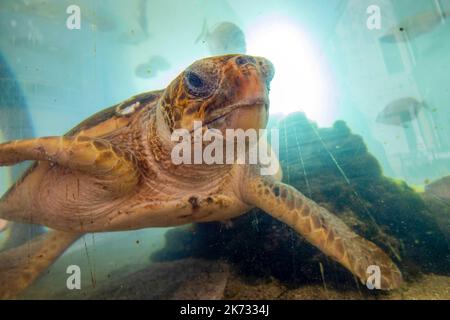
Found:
<box><xmin>0</xmin><ymin>0</ymin><xmax>448</xmax><ymax>300</ymax></box>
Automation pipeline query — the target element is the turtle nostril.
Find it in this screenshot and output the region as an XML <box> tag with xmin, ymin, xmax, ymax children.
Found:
<box><xmin>235</xmin><ymin>55</ymin><xmax>256</xmax><ymax>66</ymax></box>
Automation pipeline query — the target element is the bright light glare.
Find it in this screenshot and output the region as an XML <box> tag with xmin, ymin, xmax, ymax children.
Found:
<box><xmin>246</xmin><ymin>14</ymin><xmax>336</xmax><ymax>125</ymax></box>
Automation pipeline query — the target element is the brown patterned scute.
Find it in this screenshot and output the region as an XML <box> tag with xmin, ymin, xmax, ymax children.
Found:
<box><xmin>65</xmin><ymin>90</ymin><xmax>162</xmax><ymax>137</ymax></box>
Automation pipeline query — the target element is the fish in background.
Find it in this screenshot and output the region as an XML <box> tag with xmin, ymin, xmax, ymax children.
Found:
<box><xmin>0</xmin><ymin>0</ymin><xmax>116</xmax><ymax>32</ymax></box>
<box><xmin>0</xmin><ymin>52</ymin><xmax>45</xmax><ymax>250</ymax></box>
<box><xmin>134</xmin><ymin>55</ymin><xmax>171</xmax><ymax>79</ymax></box>
<box><xmin>119</xmin><ymin>0</ymin><xmax>151</xmax><ymax>44</ymax></box>
<box><xmin>376</xmin><ymin>97</ymin><xmax>429</xmax><ymax>127</ymax></box>
<box><xmin>195</xmin><ymin>20</ymin><xmax>247</xmax><ymax>55</ymax></box>
<box><xmin>380</xmin><ymin>9</ymin><xmax>449</xmax><ymax>43</ymax></box>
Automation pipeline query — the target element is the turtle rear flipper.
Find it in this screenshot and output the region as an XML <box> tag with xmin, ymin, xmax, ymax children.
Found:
<box><xmin>0</xmin><ymin>135</ymin><xmax>139</xmax><ymax>195</ymax></box>
<box><xmin>242</xmin><ymin>175</ymin><xmax>403</xmax><ymax>290</ymax></box>
<box><xmin>0</xmin><ymin>230</ymin><xmax>80</xmax><ymax>299</ymax></box>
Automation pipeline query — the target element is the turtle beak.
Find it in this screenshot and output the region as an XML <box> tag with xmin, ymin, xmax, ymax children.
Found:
<box><xmin>231</xmin><ymin>55</ymin><xmax>274</xmax><ymax>103</ymax></box>
<box><xmin>207</xmin><ymin>55</ymin><xmax>273</xmax><ymax>132</ymax></box>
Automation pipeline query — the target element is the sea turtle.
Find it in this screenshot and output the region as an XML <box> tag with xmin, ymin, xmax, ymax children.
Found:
<box><xmin>0</xmin><ymin>54</ymin><xmax>402</xmax><ymax>299</ymax></box>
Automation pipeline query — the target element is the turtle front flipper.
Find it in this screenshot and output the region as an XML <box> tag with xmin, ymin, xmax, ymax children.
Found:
<box><xmin>0</xmin><ymin>135</ymin><xmax>138</xmax><ymax>195</ymax></box>
<box><xmin>241</xmin><ymin>174</ymin><xmax>403</xmax><ymax>290</ymax></box>
<box><xmin>0</xmin><ymin>230</ymin><xmax>80</xmax><ymax>299</ymax></box>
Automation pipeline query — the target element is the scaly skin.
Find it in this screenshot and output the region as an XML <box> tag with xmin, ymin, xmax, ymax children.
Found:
<box><xmin>0</xmin><ymin>54</ymin><xmax>402</xmax><ymax>298</ymax></box>
<box><xmin>241</xmin><ymin>168</ymin><xmax>403</xmax><ymax>290</ymax></box>
<box><xmin>0</xmin><ymin>135</ymin><xmax>138</xmax><ymax>195</ymax></box>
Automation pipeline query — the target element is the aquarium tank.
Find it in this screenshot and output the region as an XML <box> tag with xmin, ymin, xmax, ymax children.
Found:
<box><xmin>0</xmin><ymin>0</ymin><xmax>448</xmax><ymax>302</ymax></box>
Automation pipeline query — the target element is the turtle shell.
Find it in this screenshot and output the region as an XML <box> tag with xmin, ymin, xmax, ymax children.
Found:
<box><xmin>65</xmin><ymin>89</ymin><xmax>163</xmax><ymax>137</ymax></box>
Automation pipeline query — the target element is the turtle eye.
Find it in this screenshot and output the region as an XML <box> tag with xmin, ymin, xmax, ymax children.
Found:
<box><xmin>187</xmin><ymin>72</ymin><xmax>203</xmax><ymax>88</ymax></box>
<box><xmin>184</xmin><ymin>71</ymin><xmax>214</xmax><ymax>97</ymax></box>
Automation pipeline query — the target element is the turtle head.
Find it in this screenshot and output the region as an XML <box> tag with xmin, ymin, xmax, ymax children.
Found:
<box><xmin>158</xmin><ymin>54</ymin><xmax>274</xmax><ymax>134</ymax></box>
